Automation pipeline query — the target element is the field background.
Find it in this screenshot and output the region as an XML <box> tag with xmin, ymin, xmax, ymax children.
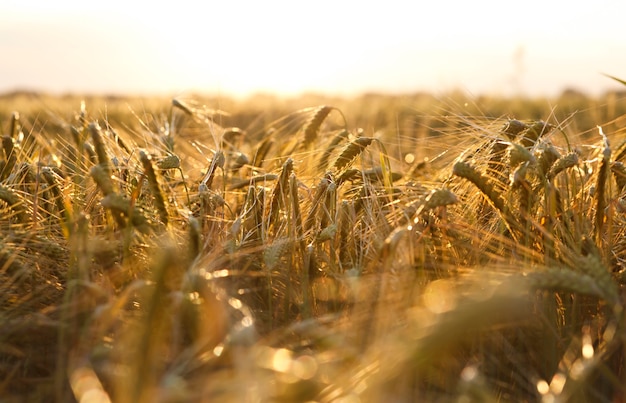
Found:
<box><xmin>2</xmin><ymin>89</ymin><xmax>626</xmax><ymax>402</ymax></box>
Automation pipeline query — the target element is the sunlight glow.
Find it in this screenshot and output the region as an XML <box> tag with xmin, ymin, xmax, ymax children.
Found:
<box><xmin>423</xmin><ymin>279</ymin><xmax>457</xmax><ymax>313</ymax></box>
<box><xmin>2</xmin><ymin>1</ymin><xmax>626</xmax><ymax>96</ymax></box>
<box><xmin>549</xmin><ymin>373</ymin><xmax>566</xmax><ymax>395</ymax></box>
<box><xmin>70</xmin><ymin>366</ymin><xmax>112</xmax><ymax>403</ymax></box>
<box><xmin>272</xmin><ymin>348</ymin><xmax>293</xmax><ymax>373</ymax></box>
<box><xmin>582</xmin><ymin>333</ymin><xmax>594</xmax><ymax>359</ymax></box>
<box><xmin>536</xmin><ymin>380</ymin><xmax>550</xmax><ymax>395</ymax></box>
<box><xmin>293</xmin><ymin>355</ymin><xmax>318</xmax><ymax>380</ymax></box>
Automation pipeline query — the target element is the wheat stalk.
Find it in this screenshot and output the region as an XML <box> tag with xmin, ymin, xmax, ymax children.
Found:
<box><xmin>338</xmin><ymin>200</ymin><xmax>355</xmax><ymax>269</ymax></box>
<box><xmin>188</xmin><ymin>215</ymin><xmax>202</xmax><ymax>261</ymax></box>
<box><xmin>199</xmin><ymin>150</ymin><xmax>225</xmax><ymax>191</ymax></box>
<box><xmin>289</xmin><ymin>172</ymin><xmax>305</xmax><ymax>253</ymax></box>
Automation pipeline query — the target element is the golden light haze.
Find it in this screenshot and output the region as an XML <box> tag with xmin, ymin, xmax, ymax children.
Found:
<box><xmin>2</xmin><ymin>0</ymin><xmax>625</xmax><ymax>97</ymax></box>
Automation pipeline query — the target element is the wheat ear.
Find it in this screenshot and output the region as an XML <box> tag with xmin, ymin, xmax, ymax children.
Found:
<box><xmin>526</xmin><ymin>267</ymin><xmax>615</xmax><ymax>303</ymax></box>
<box><xmin>269</xmin><ymin>158</ymin><xmax>294</xmax><ymax>226</ymax></box>
<box><xmin>611</xmin><ymin>162</ymin><xmax>626</xmax><ymax>191</ymax></box>
<box><xmin>594</xmin><ymin>127</ymin><xmax>610</xmax><ymax>245</ymax></box>
<box><xmin>0</xmin><ymin>185</ymin><xmax>27</xmax><ymax>223</ymax></box>
<box><xmin>100</xmin><ymin>194</ymin><xmax>151</xmax><ymax>234</ymax></box>
<box><xmin>613</xmin><ymin>138</ymin><xmax>626</xmax><ymax>162</ymax></box>
<box><xmin>486</xmin><ymin>139</ymin><xmax>509</xmax><ymax>184</ymax></box>
<box><xmin>88</xmin><ymin>122</ymin><xmax>110</xmax><ymax>173</ymax></box>
<box><xmin>546</xmin><ymin>152</ymin><xmax>578</xmax><ymax>181</ymax></box>
<box><xmin>90</xmin><ymin>165</ymin><xmax>115</xmax><ymax>197</ymax></box>
<box><xmin>452</xmin><ymin>160</ymin><xmax>507</xmax><ymax>215</ymax></box>
<box><xmin>171</xmin><ymin>98</ymin><xmax>194</xmax><ymax>116</ymax></box>
<box><xmin>508</xmin><ymin>142</ymin><xmax>536</xmax><ymax>168</ymax></box>
<box><xmin>41</xmin><ymin>168</ymin><xmax>67</xmax><ymax>224</ymax></box>
<box><xmin>304</xmin><ymin>176</ymin><xmax>330</xmax><ymax>233</ymax></box>
<box><xmin>318</xmin><ymin>129</ymin><xmax>349</xmax><ymax>171</ymax></box>
<box><xmin>1</xmin><ymin>136</ymin><xmax>17</xmax><ymax>181</ymax></box>
<box><xmin>536</xmin><ymin>142</ymin><xmax>561</xmax><ymax>177</ymax></box>
<box><xmin>289</xmin><ymin>172</ymin><xmax>305</xmax><ymax>250</ymax></box>
<box><xmin>501</xmin><ymin>119</ymin><xmax>528</xmax><ymax>140</ymax></box>
<box><xmin>519</xmin><ymin>120</ymin><xmax>553</xmax><ymax>148</ymax></box>
<box><xmin>252</xmin><ymin>137</ymin><xmax>274</xmax><ymax>168</ymax></box>
<box><xmin>140</xmin><ymin>150</ymin><xmax>169</xmax><ymax>227</ymax></box>
<box><xmin>333</xmin><ymin>137</ymin><xmax>374</xmax><ymax>172</ymax></box>
<box><xmin>302</xmin><ymin>105</ymin><xmax>333</xmax><ymax>148</ymax></box>
<box><xmin>9</xmin><ymin>111</ymin><xmax>20</xmax><ymax>138</ymax></box>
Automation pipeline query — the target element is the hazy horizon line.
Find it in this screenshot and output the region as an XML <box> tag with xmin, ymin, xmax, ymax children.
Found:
<box><xmin>2</xmin><ymin>84</ymin><xmax>625</xmax><ymax>101</ymax></box>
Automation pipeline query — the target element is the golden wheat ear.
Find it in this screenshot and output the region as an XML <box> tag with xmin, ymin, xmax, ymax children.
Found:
<box><xmin>252</xmin><ymin>137</ymin><xmax>274</xmax><ymax>168</ymax></box>
<box><xmin>0</xmin><ymin>185</ymin><xmax>28</xmax><ymax>224</ymax></box>
<box><xmin>452</xmin><ymin>160</ymin><xmax>507</xmax><ymax>215</ymax></box>
<box><xmin>268</xmin><ymin>158</ymin><xmax>294</xmax><ymax>228</ymax></box>
<box><xmin>611</xmin><ymin>162</ymin><xmax>626</xmax><ymax>191</ymax></box>
<box><xmin>594</xmin><ymin>127</ymin><xmax>610</xmax><ymax>246</ymax></box>
<box><xmin>88</xmin><ymin>122</ymin><xmax>111</xmax><ymax>173</ymax></box>
<box><xmin>546</xmin><ymin>152</ymin><xmax>578</xmax><ymax>181</ymax></box>
<box><xmin>501</xmin><ymin>119</ymin><xmax>528</xmax><ymax>140</ymax></box>
<box><xmin>302</xmin><ymin>105</ymin><xmax>333</xmax><ymax>148</ymax></box>
<box><xmin>9</xmin><ymin>111</ymin><xmax>20</xmax><ymax>138</ymax></box>
<box><xmin>139</xmin><ymin>150</ymin><xmax>169</xmax><ymax>227</ymax></box>
<box><xmin>333</xmin><ymin>137</ymin><xmax>374</xmax><ymax>172</ymax></box>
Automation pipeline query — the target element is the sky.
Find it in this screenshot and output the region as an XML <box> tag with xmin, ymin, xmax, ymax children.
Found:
<box><xmin>1</xmin><ymin>0</ymin><xmax>625</xmax><ymax>98</ymax></box>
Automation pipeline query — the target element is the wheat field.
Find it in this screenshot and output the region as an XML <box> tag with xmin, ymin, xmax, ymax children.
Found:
<box><xmin>1</xmin><ymin>90</ymin><xmax>626</xmax><ymax>402</ymax></box>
